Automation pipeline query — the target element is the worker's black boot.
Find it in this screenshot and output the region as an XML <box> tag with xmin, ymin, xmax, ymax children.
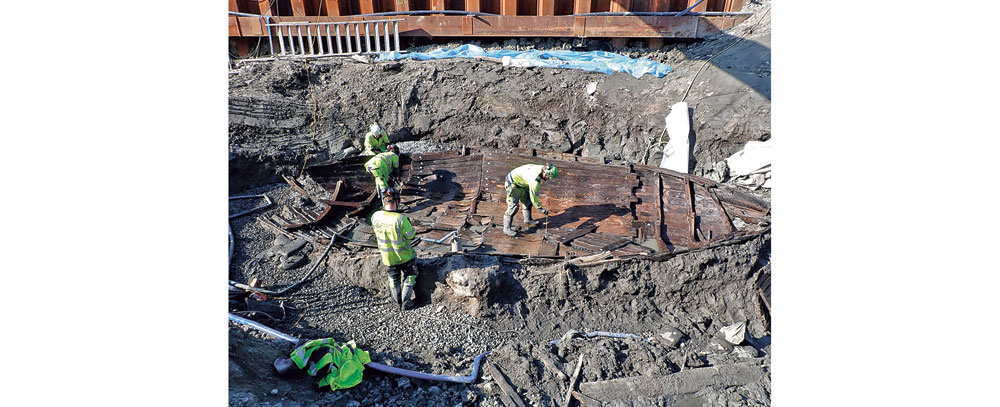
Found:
<box><xmin>522</xmin><ymin>208</ymin><xmax>539</xmax><ymax>226</ymax></box>
<box><xmin>503</xmin><ymin>214</ymin><xmax>517</xmax><ymax>237</ymax></box>
<box><xmin>400</xmin><ymin>283</ymin><xmax>415</xmax><ymax>311</ymax></box>
<box><xmin>387</xmin><ymin>277</ymin><xmax>401</xmax><ymax>305</ymax></box>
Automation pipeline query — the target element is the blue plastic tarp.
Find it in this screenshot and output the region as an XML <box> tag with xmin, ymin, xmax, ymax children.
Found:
<box><xmin>377</xmin><ymin>44</ymin><xmax>672</xmax><ymax>79</ymax></box>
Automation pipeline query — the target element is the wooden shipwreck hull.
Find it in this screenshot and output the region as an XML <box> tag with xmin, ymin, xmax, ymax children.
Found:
<box><xmin>261</xmin><ymin>148</ymin><xmax>770</xmax><ymax>261</ymax></box>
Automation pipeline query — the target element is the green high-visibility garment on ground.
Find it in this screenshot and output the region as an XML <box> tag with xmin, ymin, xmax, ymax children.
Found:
<box><xmin>289</xmin><ymin>338</ymin><xmax>371</xmax><ymax>390</ymax></box>
<box><xmin>363</xmin><ymin>129</ymin><xmax>390</xmax><ymax>156</ymax></box>
<box><xmin>371</xmin><ymin>210</ymin><xmax>416</xmax><ymax>266</ymax></box>
<box><xmin>364</xmin><ymin>151</ymin><xmax>400</xmax><ymax>192</ymax></box>
<box><xmin>507</xmin><ymin>164</ymin><xmax>545</xmax><ymax>209</ymax></box>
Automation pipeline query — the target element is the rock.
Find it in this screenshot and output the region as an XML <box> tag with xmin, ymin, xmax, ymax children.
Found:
<box><xmin>270</xmin><ymin>388</ymin><xmax>279</xmax><ymax>395</ymax></box>
<box><xmin>280</xmin><ymin>254</ymin><xmax>307</xmax><ymax>270</ymax></box>
<box><xmin>276</xmin><ymin>238</ymin><xmax>308</xmax><ymax>257</ymax></box>
<box><xmin>586</xmin><ymin>82</ymin><xmax>598</xmax><ymax>96</ymax></box>
<box><xmin>396</xmin><ymin>377</ymin><xmax>411</xmax><ymax>389</ymax></box>
<box><xmin>436</xmin><ymin>305</ymin><xmax>445</xmax><ymax>313</ymax></box>
<box><xmin>463</xmin><ymin>390</ymin><xmax>477</xmax><ymax>404</ymax></box>
<box><xmin>346</xmin><ymin>400</ymin><xmax>361</xmax><ymax>407</ymax></box>
<box><xmin>733</xmin><ymin>345</ymin><xmax>759</xmax><ymax>358</ymax></box>
<box><xmin>428</xmin><ymin>386</ymin><xmax>441</xmax><ymax>394</ymax></box>
<box><xmin>658</xmin><ymin>326</ymin><xmax>685</xmax><ymax>348</ymax></box>
<box><xmin>707</xmin><ymin>336</ymin><xmax>734</xmax><ymax>354</ymax></box>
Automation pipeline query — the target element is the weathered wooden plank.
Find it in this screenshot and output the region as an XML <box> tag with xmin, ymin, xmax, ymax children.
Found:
<box><xmin>433</xmin><ymin>0</ymin><xmax>447</xmax><ymax>10</ymax></box>
<box><xmin>574</xmin><ymin>0</ymin><xmax>591</xmax><ymax>14</ymax></box>
<box><xmin>485</xmin><ymin>363</ymin><xmax>527</xmax><ymax>407</ymax></box>
<box><xmin>684</xmin><ymin>179</ymin><xmax>697</xmax><ymax>243</ymax></box>
<box><xmin>501</xmin><ymin>0</ymin><xmax>517</xmax><ymax>15</ymax></box>
<box><xmin>395</xmin><ymin>0</ymin><xmax>410</xmax><ymax>12</ymax></box>
<box><xmin>360</xmin><ymin>0</ymin><xmax>375</xmax><ymax>14</ymax></box>
<box><xmin>324</xmin><ymin>0</ymin><xmax>343</xmax><ymax>15</ymax></box>
<box><xmin>686</xmin><ymin>0</ymin><xmax>707</xmax><ymax>12</ymax></box>
<box><xmin>229</xmin><ymin>17</ymin><xmax>241</xmax><ymax>36</ymax></box>
<box><xmin>466</xmin><ymin>0</ymin><xmax>480</xmax><ymax>12</ymax></box>
<box><xmin>583</xmin><ymin>16</ymin><xmax>699</xmax><ymax>37</ymax></box>
<box><xmin>229</xmin><ymin>0</ymin><xmax>241</xmax><ymax>12</ymax></box>
<box><xmin>537</xmin><ymin>0</ymin><xmax>555</xmax><ymax>15</ymax></box>
<box><xmin>725</xmin><ymin>0</ymin><xmax>745</xmax><ymax>12</ymax></box>
<box><xmin>655</xmin><ymin>174</ymin><xmax>669</xmax><ymax>252</ymax></box>
<box><xmin>290</xmin><ymin>0</ymin><xmax>308</xmax><ymax>16</ymax></box>
<box><xmin>609</xmin><ymin>0</ymin><xmax>631</xmax><ymax>12</ymax></box>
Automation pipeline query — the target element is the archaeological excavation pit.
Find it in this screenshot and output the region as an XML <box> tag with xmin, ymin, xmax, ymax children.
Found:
<box><xmin>229</xmin><ymin>2</ymin><xmax>772</xmax><ymax>406</ymax></box>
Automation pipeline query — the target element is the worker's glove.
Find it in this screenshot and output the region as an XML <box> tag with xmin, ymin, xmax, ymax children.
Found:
<box><xmin>539</xmin><ymin>208</ymin><xmax>549</xmax><ymax>215</ymax></box>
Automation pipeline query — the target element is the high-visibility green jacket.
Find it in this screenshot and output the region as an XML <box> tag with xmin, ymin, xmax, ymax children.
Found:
<box><xmin>506</xmin><ymin>164</ymin><xmax>545</xmax><ymax>209</ymax></box>
<box><xmin>290</xmin><ymin>338</ymin><xmax>371</xmax><ymax>390</ymax></box>
<box><xmin>364</xmin><ymin>151</ymin><xmax>399</xmax><ymax>178</ymax></box>
<box><xmin>371</xmin><ymin>210</ymin><xmax>416</xmax><ymax>266</ymax></box>
<box><xmin>364</xmin><ymin>152</ymin><xmax>400</xmax><ymax>191</ymax></box>
<box><xmin>363</xmin><ymin>130</ymin><xmax>390</xmax><ymax>155</ymax></box>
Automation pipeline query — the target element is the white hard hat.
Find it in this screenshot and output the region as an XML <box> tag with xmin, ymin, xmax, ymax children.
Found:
<box><xmin>370</xmin><ymin>123</ymin><xmax>381</xmax><ymax>133</ymax></box>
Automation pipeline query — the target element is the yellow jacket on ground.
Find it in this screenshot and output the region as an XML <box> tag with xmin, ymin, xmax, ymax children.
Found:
<box><xmin>506</xmin><ymin>164</ymin><xmax>545</xmax><ymax>209</ymax></box>
<box><xmin>363</xmin><ymin>130</ymin><xmax>390</xmax><ymax>155</ymax></box>
<box><xmin>371</xmin><ymin>210</ymin><xmax>416</xmax><ymax>266</ymax></box>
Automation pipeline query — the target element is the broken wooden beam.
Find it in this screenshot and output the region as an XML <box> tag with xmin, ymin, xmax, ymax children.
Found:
<box><xmin>485</xmin><ymin>363</ymin><xmax>527</xmax><ymax>407</ymax></box>
<box><xmin>558</xmin><ymin>225</ymin><xmax>598</xmax><ymax>245</ymax></box>
<box><xmin>320</xmin><ymin>200</ymin><xmax>364</xmax><ymax>207</ymax></box>
<box><xmin>655</xmin><ymin>174</ymin><xmax>669</xmax><ymax>252</ymax></box>
<box><xmin>562</xmin><ymin>354</ymin><xmax>584</xmax><ymax>407</ymax></box>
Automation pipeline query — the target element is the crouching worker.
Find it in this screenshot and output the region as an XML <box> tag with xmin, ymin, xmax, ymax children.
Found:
<box><xmin>371</xmin><ymin>187</ymin><xmax>419</xmax><ymax>310</ymax></box>
<box><xmin>364</xmin><ymin>144</ymin><xmax>400</xmax><ymax>198</ymax></box>
<box><xmin>503</xmin><ymin>162</ymin><xmax>558</xmax><ymax>237</ymax></box>
<box><xmin>362</xmin><ymin>122</ymin><xmax>390</xmax><ymax>156</ymax></box>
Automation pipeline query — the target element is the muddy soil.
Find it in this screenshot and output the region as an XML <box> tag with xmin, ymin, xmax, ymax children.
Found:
<box><xmin>229</xmin><ymin>3</ymin><xmax>771</xmax><ymax>406</ymax></box>
<box><xmin>228</xmin><ymin>3</ymin><xmax>771</xmax><ymax>196</ymax></box>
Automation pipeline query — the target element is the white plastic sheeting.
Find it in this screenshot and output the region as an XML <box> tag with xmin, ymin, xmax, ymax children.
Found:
<box><xmin>726</xmin><ymin>139</ymin><xmax>772</xmax><ymax>189</ymax></box>
<box><xmin>659</xmin><ymin>102</ymin><xmax>691</xmax><ymax>173</ymax></box>
<box><xmin>378</xmin><ymin>44</ymin><xmax>673</xmax><ymax>78</ymax></box>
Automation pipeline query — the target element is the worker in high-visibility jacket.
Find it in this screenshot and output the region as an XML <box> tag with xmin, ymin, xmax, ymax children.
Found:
<box><xmin>362</xmin><ymin>122</ymin><xmax>390</xmax><ymax>156</ymax></box>
<box><xmin>364</xmin><ymin>145</ymin><xmax>400</xmax><ymax>197</ymax></box>
<box><xmin>503</xmin><ymin>163</ymin><xmax>558</xmax><ymax>237</ymax></box>
<box><xmin>371</xmin><ymin>187</ymin><xmax>419</xmax><ymax>310</ymax></box>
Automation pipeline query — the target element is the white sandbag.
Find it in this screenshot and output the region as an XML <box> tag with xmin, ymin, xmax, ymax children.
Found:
<box><xmin>726</xmin><ymin>139</ymin><xmax>772</xmax><ymax>177</ymax></box>
<box><xmin>659</xmin><ymin>102</ymin><xmax>690</xmax><ymax>173</ymax></box>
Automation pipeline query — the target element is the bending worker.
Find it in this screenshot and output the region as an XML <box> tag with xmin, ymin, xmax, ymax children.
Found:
<box><xmin>371</xmin><ymin>187</ymin><xmax>419</xmax><ymax>310</ymax></box>
<box><xmin>362</xmin><ymin>122</ymin><xmax>390</xmax><ymax>156</ymax></box>
<box><xmin>503</xmin><ymin>162</ymin><xmax>558</xmax><ymax>237</ymax></box>
<box><xmin>364</xmin><ymin>145</ymin><xmax>400</xmax><ymax>197</ymax></box>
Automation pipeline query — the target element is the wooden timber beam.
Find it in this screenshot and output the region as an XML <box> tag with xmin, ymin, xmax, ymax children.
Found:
<box><xmin>432</xmin><ymin>0</ymin><xmax>446</xmax><ymax>11</ymax></box>
<box><xmin>360</xmin><ymin>0</ymin><xmax>375</xmax><ymax>14</ymax></box>
<box><xmin>396</xmin><ymin>0</ymin><xmax>410</xmax><ymax>12</ymax></box>
<box><xmin>501</xmin><ymin>0</ymin><xmax>517</xmax><ymax>16</ymax></box>
<box><xmin>232</xmin><ymin>15</ymin><xmax>747</xmax><ymax>38</ymax></box>
<box><xmin>687</xmin><ymin>0</ymin><xmax>708</xmax><ymax>12</ymax></box>
<box><xmin>323</xmin><ymin>0</ymin><xmax>342</xmax><ymax>16</ymax></box>
<box><xmin>573</xmin><ymin>0</ymin><xmax>590</xmax><ymax>14</ymax></box>
<box><xmin>290</xmin><ymin>0</ymin><xmax>308</xmax><ymax>16</ymax></box>
<box><xmin>609</xmin><ymin>0</ymin><xmax>631</xmax><ymax>13</ymax></box>
<box><xmin>655</xmin><ymin>174</ymin><xmax>669</xmax><ymax>252</ymax></box>
<box><xmin>537</xmin><ymin>0</ymin><xmax>554</xmax><ymax>16</ymax></box>
<box><xmin>466</xmin><ymin>0</ymin><xmax>480</xmax><ymax>12</ymax></box>
<box><xmin>724</xmin><ymin>0</ymin><xmax>745</xmax><ymax>12</ymax></box>
<box><xmin>229</xmin><ymin>0</ymin><xmax>240</xmax><ymax>12</ymax></box>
